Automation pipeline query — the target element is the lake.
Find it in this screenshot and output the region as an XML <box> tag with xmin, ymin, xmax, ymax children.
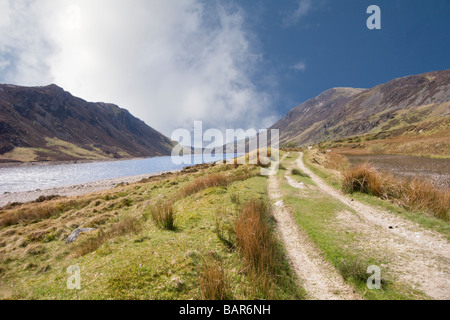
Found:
<box><xmin>0</xmin><ymin>154</ymin><xmax>237</xmax><ymax>194</ymax></box>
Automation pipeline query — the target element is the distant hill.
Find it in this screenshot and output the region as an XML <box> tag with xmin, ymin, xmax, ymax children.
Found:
<box><xmin>271</xmin><ymin>70</ymin><xmax>450</xmax><ymax>146</ymax></box>
<box><xmin>0</xmin><ymin>84</ymin><xmax>176</xmax><ymax>162</ymax></box>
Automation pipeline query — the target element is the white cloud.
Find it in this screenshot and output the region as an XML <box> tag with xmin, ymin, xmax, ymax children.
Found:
<box><xmin>0</xmin><ymin>0</ymin><xmax>278</xmax><ymax>137</ymax></box>
<box><xmin>283</xmin><ymin>0</ymin><xmax>312</xmax><ymax>27</ymax></box>
<box><xmin>291</xmin><ymin>61</ymin><xmax>306</xmax><ymax>72</ymax></box>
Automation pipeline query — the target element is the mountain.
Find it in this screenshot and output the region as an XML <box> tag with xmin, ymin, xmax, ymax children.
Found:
<box><xmin>0</xmin><ymin>84</ymin><xmax>176</xmax><ymax>163</ymax></box>
<box><xmin>271</xmin><ymin>70</ymin><xmax>450</xmax><ymax>146</ymax></box>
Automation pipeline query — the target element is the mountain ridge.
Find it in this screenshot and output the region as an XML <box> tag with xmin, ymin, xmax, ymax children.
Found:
<box><xmin>0</xmin><ymin>84</ymin><xmax>176</xmax><ymax>163</ymax></box>
<box><xmin>271</xmin><ymin>69</ymin><xmax>450</xmax><ymax>147</ymax></box>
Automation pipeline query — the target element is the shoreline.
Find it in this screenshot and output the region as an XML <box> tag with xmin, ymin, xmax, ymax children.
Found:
<box><xmin>0</xmin><ymin>155</ymin><xmax>152</xmax><ymax>169</ymax></box>
<box><xmin>0</xmin><ymin>170</ymin><xmax>180</xmax><ymax>208</ymax></box>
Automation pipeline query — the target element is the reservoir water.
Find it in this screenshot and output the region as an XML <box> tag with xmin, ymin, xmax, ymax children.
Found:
<box><xmin>0</xmin><ymin>154</ymin><xmax>236</xmax><ymax>194</ymax></box>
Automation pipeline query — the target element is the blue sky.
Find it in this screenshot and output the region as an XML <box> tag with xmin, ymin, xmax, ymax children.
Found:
<box><xmin>0</xmin><ymin>0</ymin><xmax>449</xmax><ymax>136</ymax></box>
<box><xmin>239</xmin><ymin>0</ymin><xmax>450</xmax><ymax>115</ymax></box>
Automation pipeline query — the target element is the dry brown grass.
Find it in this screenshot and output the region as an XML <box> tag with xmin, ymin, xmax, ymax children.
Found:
<box><xmin>343</xmin><ymin>164</ymin><xmax>449</xmax><ymax>221</ymax></box>
<box><xmin>73</xmin><ymin>216</ymin><xmax>142</xmax><ymax>256</ymax></box>
<box><xmin>148</xmin><ymin>200</ymin><xmax>176</xmax><ymax>230</ymax></box>
<box><xmin>198</xmin><ymin>258</ymin><xmax>232</xmax><ymax>300</ymax></box>
<box><xmin>182</xmin><ymin>168</ymin><xmax>257</xmax><ymax>198</ymax></box>
<box><xmin>343</xmin><ymin>164</ymin><xmax>383</xmax><ymax>197</ymax></box>
<box><xmin>234</xmin><ymin>199</ymin><xmax>278</xmax><ymax>298</ymax></box>
<box><xmin>325</xmin><ymin>152</ymin><xmax>350</xmax><ymax>171</ymax></box>
<box><xmin>399</xmin><ymin>179</ymin><xmax>450</xmax><ymax>221</ymax></box>
<box><xmin>235</xmin><ymin>200</ymin><xmax>277</xmax><ymax>273</ymax></box>
<box><xmin>182</xmin><ymin>174</ymin><xmax>229</xmax><ymax>197</ymax></box>
<box><xmin>0</xmin><ymin>198</ymin><xmax>92</xmax><ymax>227</ymax></box>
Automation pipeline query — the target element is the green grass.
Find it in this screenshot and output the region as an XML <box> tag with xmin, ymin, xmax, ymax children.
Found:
<box><xmin>0</xmin><ymin>163</ymin><xmax>303</xmax><ymax>300</ymax></box>
<box><xmin>280</xmin><ymin>153</ymin><xmax>428</xmax><ymax>300</ymax></box>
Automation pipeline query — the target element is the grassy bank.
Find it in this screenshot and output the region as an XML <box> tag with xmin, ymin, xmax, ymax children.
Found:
<box><xmin>0</xmin><ymin>161</ymin><xmax>303</xmax><ymax>300</ymax></box>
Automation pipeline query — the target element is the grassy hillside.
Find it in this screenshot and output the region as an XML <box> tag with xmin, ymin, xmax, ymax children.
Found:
<box><xmin>0</xmin><ymin>161</ymin><xmax>303</xmax><ymax>300</ymax></box>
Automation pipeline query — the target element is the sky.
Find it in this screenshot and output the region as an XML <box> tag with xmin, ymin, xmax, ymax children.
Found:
<box><xmin>0</xmin><ymin>0</ymin><xmax>449</xmax><ymax>139</ymax></box>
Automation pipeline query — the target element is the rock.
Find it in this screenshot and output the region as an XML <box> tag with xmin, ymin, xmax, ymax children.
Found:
<box><xmin>65</xmin><ymin>228</ymin><xmax>96</xmax><ymax>244</ymax></box>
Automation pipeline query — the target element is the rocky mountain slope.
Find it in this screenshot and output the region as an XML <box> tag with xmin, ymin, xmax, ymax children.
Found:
<box><xmin>272</xmin><ymin>70</ymin><xmax>450</xmax><ymax>146</ymax></box>
<box><xmin>0</xmin><ymin>84</ymin><xmax>175</xmax><ymax>162</ymax></box>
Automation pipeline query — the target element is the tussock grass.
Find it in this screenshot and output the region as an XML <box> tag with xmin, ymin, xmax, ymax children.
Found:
<box><xmin>399</xmin><ymin>179</ymin><xmax>449</xmax><ymax>221</ymax></box>
<box><xmin>73</xmin><ymin>216</ymin><xmax>142</xmax><ymax>256</ymax></box>
<box><xmin>182</xmin><ymin>174</ymin><xmax>229</xmax><ymax>197</ymax></box>
<box><xmin>337</xmin><ymin>258</ymin><xmax>368</xmax><ymax>284</ymax></box>
<box><xmin>230</xmin><ymin>193</ymin><xmax>241</xmax><ymax>205</ymax></box>
<box><xmin>148</xmin><ymin>200</ymin><xmax>177</xmax><ymax>231</ymax></box>
<box><xmin>235</xmin><ymin>200</ymin><xmax>277</xmax><ymax>274</ymax></box>
<box><xmin>214</xmin><ymin>210</ymin><xmax>236</xmax><ymax>250</ymax></box>
<box><xmin>0</xmin><ymin>198</ymin><xmax>92</xmax><ymax>227</ymax></box>
<box><xmin>343</xmin><ymin>164</ymin><xmax>449</xmax><ymax>221</ymax></box>
<box><xmin>182</xmin><ymin>168</ymin><xmax>258</xmax><ymax>198</ymax></box>
<box><xmin>291</xmin><ymin>168</ymin><xmax>310</xmax><ymax>178</ymax></box>
<box><xmin>198</xmin><ymin>258</ymin><xmax>232</xmax><ymax>300</ymax></box>
<box><xmin>343</xmin><ymin>164</ymin><xmax>383</xmax><ymax>197</ymax></box>
<box><xmin>325</xmin><ymin>152</ymin><xmax>350</xmax><ymax>171</ymax></box>
<box><xmin>234</xmin><ymin>199</ymin><xmax>281</xmax><ymax>298</ymax></box>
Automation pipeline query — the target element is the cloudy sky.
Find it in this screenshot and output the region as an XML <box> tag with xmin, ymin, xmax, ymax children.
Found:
<box><xmin>0</xmin><ymin>0</ymin><xmax>449</xmax><ymax>138</ymax></box>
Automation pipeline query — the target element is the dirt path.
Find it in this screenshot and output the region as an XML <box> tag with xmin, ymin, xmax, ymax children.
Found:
<box><xmin>297</xmin><ymin>153</ymin><xmax>450</xmax><ymax>300</ymax></box>
<box><xmin>268</xmin><ymin>154</ymin><xmax>360</xmax><ymax>300</ymax></box>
